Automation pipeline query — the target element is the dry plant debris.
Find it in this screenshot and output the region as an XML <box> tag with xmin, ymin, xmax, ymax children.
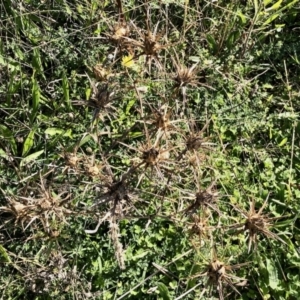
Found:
<box><xmin>0</xmin><ymin>174</ymin><xmax>73</xmax><ymax>235</ymax></box>
<box><xmin>192</xmin><ymin>249</ymin><xmax>248</xmax><ymax>300</ymax></box>
<box><xmin>231</xmin><ymin>197</ymin><xmax>286</xmax><ymax>253</ymax></box>
<box><xmin>0</xmin><ymin>0</ymin><xmax>296</xmax><ymax>298</ymax></box>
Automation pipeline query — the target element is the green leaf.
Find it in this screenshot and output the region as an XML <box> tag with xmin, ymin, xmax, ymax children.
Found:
<box><xmin>237</xmin><ymin>10</ymin><xmax>247</xmax><ymax>24</ymax></box>
<box><xmin>278</xmin><ymin>137</ymin><xmax>287</xmax><ymax>147</ymax></box>
<box><xmin>45</xmin><ymin>128</ymin><xmax>73</xmax><ymax>138</ymax></box>
<box><xmin>266</xmin><ymin>258</ymin><xmax>279</xmax><ymax>290</ymax></box>
<box><xmin>263</xmin><ymin>0</ymin><xmax>299</xmax><ymax>25</ymax></box>
<box><xmin>0</xmin><ymin>54</ymin><xmax>21</xmax><ymax>71</ymax></box>
<box><xmin>45</xmin><ymin>128</ymin><xmax>64</xmax><ymax>136</ymax></box>
<box><xmin>0</xmin><ymin>125</ymin><xmax>17</xmax><ymax>155</ymax></box>
<box><xmin>62</xmin><ymin>73</ymin><xmax>71</xmax><ymax>110</ymax></box>
<box><xmin>0</xmin><ymin>245</ymin><xmax>11</xmax><ymax>263</ymax></box>
<box><xmin>125</xmin><ymin>99</ymin><xmax>136</xmax><ymax>115</ymax></box>
<box><xmin>79</xmin><ymin>134</ymin><xmax>92</xmax><ymax>147</ymax></box>
<box><xmin>132</xmin><ymin>251</ymin><xmax>148</xmax><ymax>261</ymax></box>
<box><xmin>206</xmin><ymin>34</ymin><xmax>217</xmax><ymax>54</ymax></box>
<box><xmin>254</xmin><ymin>0</ymin><xmax>259</xmax><ymax>15</ymax></box>
<box><xmin>263</xmin><ymin>12</ymin><xmax>280</xmax><ymax>25</ymax></box>
<box><xmin>31</xmin><ymin>77</ymin><xmax>40</xmax><ymax>122</ymax></box>
<box><xmin>86</xmin><ymin>88</ymin><xmax>91</xmax><ymax>100</ymax></box>
<box><xmin>0</xmin><ymin>148</ymin><xmax>8</xmax><ymax>159</ymax></box>
<box><xmin>226</xmin><ymin>31</ymin><xmax>241</xmax><ymax>49</ymax></box>
<box><xmin>22</xmin><ymin>130</ymin><xmax>35</xmax><ymax>157</ymax></box>
<box><xmin>20</xmin><ymin>150</ymin><xmax>44</xmax><ymax>167</ymax></box>
<box><xmin>157</xmin><ymin>282</ymin><xmax>171</xmax><ymax>300</ymax></box>
<box><xmin>32</xmin><ymin>48</ymin><xmax>44</xmax><ymax>78</ymax></box>
<box><xmin>64</xmin><ymin>2</ymin><xmax>72</xmax><ymax>15</ymax></box>
<box><xmin>264</xmin><ymin>0</ymin><xmax>273</xmax><ymax>5</ymax></box>
<box><xmin>266</xmin><ymin>0</ymin><xmax>283</xmax><ymax>11</ymax></box>
<box><xmin>63</xmin><ymin>129</ymin><xmax>73</xmax><ymax>138</ymax></box>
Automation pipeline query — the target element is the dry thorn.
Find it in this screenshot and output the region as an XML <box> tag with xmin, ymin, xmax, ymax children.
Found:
<box><xmin>121</xmin><ymin>19</ymin><xmax>177</xmax><ymax>71</ymax></box>
<box><xmin>184</xmin><ymin>181</ymin><xmax>220</xmax><ymax>216</ymax></box>
<box><xmin>118</xmin><ymin>138</ymin><xmax>175</xmax><ymax>186</ymax></box>
<box><xmin>231</xmin><ymin>194</ymin><xmax>286</xmax><ymax>253</ymax></box>
<box><xmin>72</xmin><ymin>79</ymin><xmax>117</xmax><ymax>123</ymax></box>
<box><xmin>91</xmin><ymin>64</ymin><xmax>114</xmax><ymax>82</ymax></box>
<box><xmin>192</xmin><ymin>248</ymin><xmax>248</xmax><ymax>300</ymax></box>
<box><xmin>83</xmin><ymin>154</ymin><xmax>103</xmax><ymax>179</ymax></box>
<box><xmin>187</xmin><ymin>213</ymin><xmax>212</xmax><ymax>247</ymax></box>
<box><xmin>0</xmin><ymin>173</ymin><xmax>73</xmax><ymax>235</ymax></box>
<box><xmin>177</xmin><ymin>119</ymin><xmax>214</xmax><ymax>163</ymax></box>
<box><xmin>171</xmin><ymin>52</ymin><xmax>216</xmax><ymax>106</ymax></box>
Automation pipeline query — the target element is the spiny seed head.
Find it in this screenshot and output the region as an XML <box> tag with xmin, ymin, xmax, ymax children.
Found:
<box><xmin>86</xmin><ymin>165</ymin><xmax>100</xmax><ymax>177</ymax></box>
<box><xmin>10</xmin><ymin>200</ymin><xmax>27</xmax><ymax>214</ymax></box>
<box><xmin>174</xmin><ymin>65</ymin><xmax>197</xmax><ymax>87</ymax></box>
<box><xmin>112</xmin><ymin>23</ymin><xmax>130</xmax><ymax>41</ymax></box>
<box><xmin>188</xmin><ymin>153</ymin><xmax>207</xmax><ymax>167</ymax></box>
<box><xmin>186</xmin><ymin>134</ymin><xmax>203</xmax><ymax>151</ymax></box>
<box><xmin>208</xmin><ymin>260</ymin><xmax>226</xmax><ymax>282</ymax></box>
<box><xmin>155</xmin><ymin>112</ymin><xmax>169</xmax><ymax>129</ymax></box>
<box><xmin>109</xmin><ymin>181</ymin><xmax>128</xmax><ymax>202</ymax></box>
<box><xmin>64</xmin><ymin>153</ymin><xmax>79</xmax><ymax>168</ymax></box>
<box><xmin>142</xmin><ymin>148</ymin><xmax>159</xmax><ymax>164</ymax></box>
<box><xmin>191</xmin><ymin>219</ymin><xmax>207</xmax><ymax>235</ymax></box>
<box><xmin>143</xmin><ymin>31</ymin><xmax>160</xmax><ymax>56</ymax></box>
<box><xmin>92</xmin><ymin>64</ymin><xmax>111</xmax><ymax>82</ymax></box>
<box><xmin>196</xmin><ymin>191</ymin><xmax>214</xmax><ymax>205</ymax></box>
<box><xmin>39</xmin><ymin>199</ymin><xmax>52</xmax><ymax>210</ymax></box>
<box><xmin>245</xmin><ymin>214</ymin><xmax>268</xmax><ymax>232</ymax></box>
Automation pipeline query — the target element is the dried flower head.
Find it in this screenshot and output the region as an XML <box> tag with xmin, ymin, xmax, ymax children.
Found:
<box><xmin>174</xmin><ymin>63</ymin><xmax>198</xmax><ymax>88</ymax></box>
<box><xmin>192</xmin><ymin>249</ymin><xmax>248</xmax><ymax>300</ymax></box>
<box><xmin>0</xmin><ymin>173</ymin><xmax>73</xmax><ymax>234</ymax></box>
<box><xmin>112</xmin><ymin>22</ymin><xmax>130</xmax><ymax>42</ymax></box>
<box><xmin>232</xmin><ymin>195</ymin><xmax>286</xmax><ymax>252</ymax></box>
<box><xmin>184</xmin><ymin>183</ymin><xmax>219</xmax><ymax>215</ymax></box>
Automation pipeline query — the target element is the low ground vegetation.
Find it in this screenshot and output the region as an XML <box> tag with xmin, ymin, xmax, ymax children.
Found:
<box><xmin>1</xmin><ymin>0</ymin><xmax>300</xmax><ymax>299</ymax></box>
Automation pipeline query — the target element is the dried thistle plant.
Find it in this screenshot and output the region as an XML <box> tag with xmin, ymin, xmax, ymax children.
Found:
<box><xmin>177</xmin><ymin>119</ymin><xmax>214</xmax><ymax>163</ymax></box>
<box><xmin>90</xmin><ymin>178</ymin><xmax>131</xmax><ymax>211</ymax></box>
<box><xmin>85</xmin><ymin>164</ymin><xmax>133</xmax><ymax>236</ymax></box>
<box><xmin>188</xmin><ymin>213</ymin><xmax>211</xmax><ymax>246</ymax></box>
<box><xmin>153</xmin><ymin>105</ymin><xmax>172</xmax><ymax>131</ymax></box>
<box><xmin>84</xmin><ymin>165</ymin><xmax>129</xmax><ymax>269</ymax></box>
<box><xmin>72</xmin><ymin>81</ymin><xmax>117</xmax><ymax>123</ymax></box>
<box><xmin>109</xmin><ymin>0</ymin><xmax>131</xmax><ymax>48</ymax></box>
<box><xmin>0</xmin><ymin>195</ymin><xmax>35</xmax><ymax>230</ymax></box>
<box><xmin>111</xmin><ymin>22</ymin><xmax>130</xmax><ymax>43</ymax></box>
<box><xmin>173</xmin><ymin>61</ymin><xmax>198</xmax><ymax>89</ymax></box>
<box><xmin>139</xmin><ymin>142</ymin><xmax>174</xmax><ymax>183</ymax></box>
<box><xmin>142</xmin><ymin>29</ymin><xmax>162</xmax><ymax>57</ymax></box>
<box><xmin>171</xmin><ymin>53</ymin><xmax>215</xmax><ymax>106</ymax></box>
<box><xmin>118</xmin><ymin>135</ymin><xmax>174</xmax><ymax>186</ymax></box>
<box><xmin>192</xmin><ymin>249</ymin><xmax>248</xmax><ymax>300</ymax></box>
<box><xmin>0</xmin><ymin>173</ymin><xmax>73</xmax><ymax>235</ymax></box>
<box><xmin>147</xmin><ymin>104</ymin><xmax>182</xmax><ymax>141</ymax></box>
<box><xmin>64</xmin><ymin>152</ymin><xmax>80</xmax><ymax>168</ymax></box>
<box><xmin>122</xmin><ymin>19</ymin><xmax>174</xmax><ymax>71</ymax></box>
<box><xmin>92</xmin><ymin>64</ymin><xmax>113</xmax><ymax>82</ymax></box>
<box><xmin>83</xmin><ymin>154</ymin><xmax>103</xmax><ymax>178</ymax></box>
<box><xmin>184</xmin><ymin>181</ymin><xmax>220</xmax><ymax>216</ymax></box>
<box><xmin>231</xmin><ymin>195</ymin><xmax>286</xmax><ymax>253</ymax></box>
<box><xmin>59</xmin><ymin>150</ymin><xmax>81</xmax><ymax>175</ymax></box>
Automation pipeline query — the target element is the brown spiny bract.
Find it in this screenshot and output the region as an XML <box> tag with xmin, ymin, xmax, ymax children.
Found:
<box><xmin>142</xmin><ymin>147</ymin><xmax>160</xmax><ymax>165</ymax></box>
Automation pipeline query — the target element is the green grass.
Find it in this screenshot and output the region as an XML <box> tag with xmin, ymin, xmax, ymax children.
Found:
<box><xmin>1</xmin><ymin>0</ymin><xmax>300</xmax><ymax>299</ymax></box>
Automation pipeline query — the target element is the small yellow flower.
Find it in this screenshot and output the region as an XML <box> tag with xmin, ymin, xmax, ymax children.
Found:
<box><xmin>121</xmin><ymin>54</ymin><xmax>135</xmax><ymax>68</ymax></box>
